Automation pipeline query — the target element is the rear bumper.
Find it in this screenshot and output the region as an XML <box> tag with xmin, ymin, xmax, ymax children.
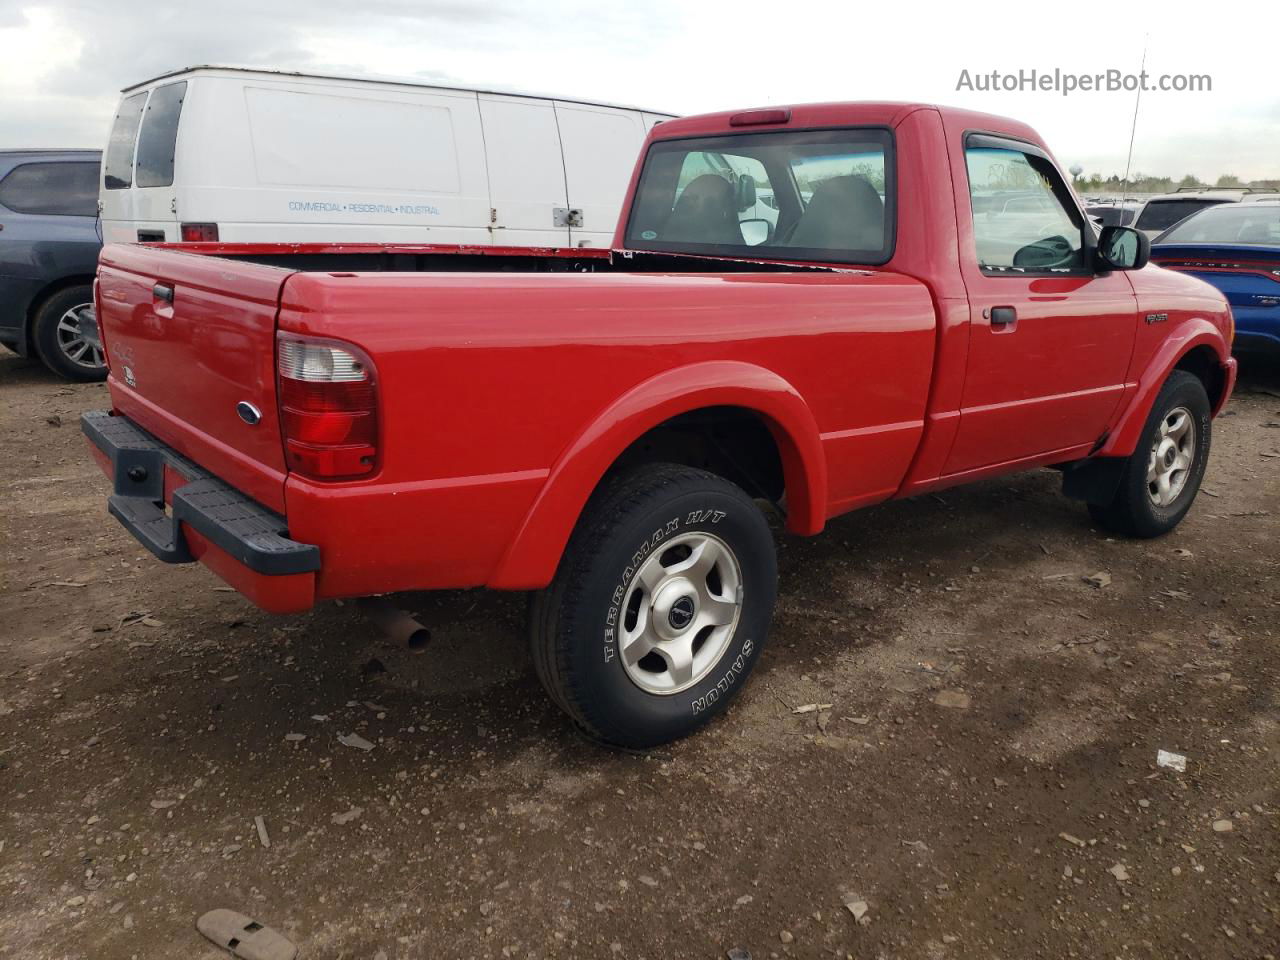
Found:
<box><xmin>82</xmin><ymin>411</ymin><xmax>320</xmax><ymax>613</ymax></box>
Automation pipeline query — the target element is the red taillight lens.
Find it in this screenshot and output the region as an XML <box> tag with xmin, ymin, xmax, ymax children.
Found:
<box><xmin>180</xmin><ymin>222</ymin><xmax>219</xmax><ymax>242</ymax></box>
<box><xmin>277</xmin><ymin>336</ymin><xmax>378</xmax><ymax>479</ymax></box>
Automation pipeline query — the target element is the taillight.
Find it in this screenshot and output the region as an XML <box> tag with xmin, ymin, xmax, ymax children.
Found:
<box><xmin>180</xmin><ymin>222</ymin><xmax>219</xmax><ymax>242</ymax></box>
<box><xmin>277</xmin><ymin>335</ymin><xmax>378</xmax><ymax>479</ymax></box>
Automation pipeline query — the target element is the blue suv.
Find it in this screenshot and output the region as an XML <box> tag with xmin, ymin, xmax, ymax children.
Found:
<box><xmin>0</xmin><ymin>149</ymin><xmax>104</xmax><ymax>380</ymax></box>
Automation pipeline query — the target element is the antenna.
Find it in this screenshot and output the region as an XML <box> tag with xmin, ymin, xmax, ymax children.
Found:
<box><xmin>1118</xmin><ymin>37</ymin><xmax>1148</xmax><ymax>206</ymax></box>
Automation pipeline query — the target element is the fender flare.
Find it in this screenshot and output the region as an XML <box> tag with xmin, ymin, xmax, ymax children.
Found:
<box><xmin>1098</xmin><ymin>321</ymin><xmax>1231</xmax><ymax>458</ymax></box>
<box><xmin>488</xmin><ymin>360</ymin><xmax>827</xmax><ymax>589</ymax></box>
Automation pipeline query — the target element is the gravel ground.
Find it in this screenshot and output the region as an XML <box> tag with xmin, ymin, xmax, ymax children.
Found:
<box><xmin>1</xmin><ymin>349</ymin><xmax>1277</xmax><ymax>960</ymax></box>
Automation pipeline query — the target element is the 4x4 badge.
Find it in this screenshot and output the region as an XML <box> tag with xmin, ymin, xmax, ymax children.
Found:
<box><xmin>1144</xmin><ymin>312</ymin><xmax>1169</xmax><ymax>325</ymax></box>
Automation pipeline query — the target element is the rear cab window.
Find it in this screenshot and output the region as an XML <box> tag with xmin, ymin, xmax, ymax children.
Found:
<box><xmin>624</xmin><ymin>128</ymin><xmax>894</xmax><ymax>265</ymax></box>
<box><xmin>0</xmin><ymin>161</ymin><xmax>100</xmax><ymax>216</ymax></box>
<box><xmin>104</xmin><ymin>92</ymin><xmax>148</xmax><ymax>189</ymax></box>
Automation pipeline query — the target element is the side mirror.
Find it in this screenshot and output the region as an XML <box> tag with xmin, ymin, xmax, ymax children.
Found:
<box><xmin>739</xmin><ymin>218</ymin><xmax>773</xmax><ymax>246</ymax></box>
<box><xmin>1096</xmin><ymin>225</ymin><xmax>1150</xmax><ymax>271</ymax></box>
<box><xmin>736</xmin><ymin>175</ymin><xmax>757</xmax><ymax>212</ymax></box>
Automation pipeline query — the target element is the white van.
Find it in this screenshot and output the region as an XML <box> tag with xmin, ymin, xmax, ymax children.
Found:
<box><xmin>99</xmin><ymin>66</ymin><xmax>674</xmax><ymax>248</ymax></box>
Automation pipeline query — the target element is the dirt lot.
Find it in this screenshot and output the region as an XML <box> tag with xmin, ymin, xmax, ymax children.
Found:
<box><xmin>1</xmin><ymin>350</ymin><xmax>1277</xmax><ymax>960</ymax></box>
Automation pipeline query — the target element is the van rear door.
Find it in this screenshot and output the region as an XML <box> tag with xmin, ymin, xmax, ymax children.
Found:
<box><xmin>99</xmin><ymin>90</ymin><xmax>148</xmax><ymax>243</ymax></box>
<box><xmin>478</xmin><ymin>94</ymin><xmax>572</xmax><ymax>247</ymax></box>
<box><xmin>95</xmin><ymin>244</ymin><xmax>291</xmax><ymax>512</ymax></box>
<box><xmin>98</xmin><ymin>81</ymin><xmax>188</xmax><ymax>243</ymax></box>
<box><xmin>554</xmin><ymin>103</ymin><xmax>648</xmax><ymax>248</ymax></box>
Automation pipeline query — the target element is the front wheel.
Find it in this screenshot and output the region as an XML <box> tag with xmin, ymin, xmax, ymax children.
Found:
<box><xmin>1088</xmin><ymin>370</ymin><xmax>1211</xmax><ymax>538</ymax></box>
<box><xmin>530</xmin><ymin>464</ymin><xmax>777</xmax><ymax>748</ymax></box>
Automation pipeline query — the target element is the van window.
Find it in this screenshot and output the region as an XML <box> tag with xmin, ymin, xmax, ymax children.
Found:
<box><xmin>136</xmin><ymin>81</ymin><xmax>187</xmax><ymax>188</ymax></box>
<box><xmin>0</xmin><ymin>161</ymin><xmax>100</xmax><ymax>216</ymax></box>
<box><xmin>104</xmin><ymin>92</ymin><xmax>147</xmax><ymax>190</ymax></box>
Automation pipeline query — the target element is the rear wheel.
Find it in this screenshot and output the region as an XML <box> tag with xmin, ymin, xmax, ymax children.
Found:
<box><xmin>530</xmin><ymin>463</ymin><xmax>777</xmax><ymax>748</ymax></box>
<box><xmin>32</xmin><ymin>285</ymin><xmax>106</xmax><ymax>382</ymax></box>
<box><xmin>1088</xmin><ymin>370</ymin><xmax>1211</xmax><ymax>537</ymax></box>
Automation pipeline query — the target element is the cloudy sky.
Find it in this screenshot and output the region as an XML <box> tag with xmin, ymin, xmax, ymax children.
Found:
<box><xmin>1</xmin><ymin>0</ymin><xmax>1277</xmax><ymax>181</ymax></box>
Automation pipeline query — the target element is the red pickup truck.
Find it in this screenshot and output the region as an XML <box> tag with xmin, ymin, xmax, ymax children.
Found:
<box><xmin>85</xmin><ymin>102</ymin><xmax>1236</xmax><ymax>747</ymax></box>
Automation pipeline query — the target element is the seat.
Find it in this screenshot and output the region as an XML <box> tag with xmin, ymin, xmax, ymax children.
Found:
<box><xmin>786</xmin><ymin>174</ymin><xmax>884</xmax><ymax>252</ymax></box>
<box><xmin>663</xmin><ymin>174</ymin><xmax>743</xmax><ymax>245</ymax></box>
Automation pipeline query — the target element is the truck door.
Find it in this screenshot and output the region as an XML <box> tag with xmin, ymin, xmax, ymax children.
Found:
<box><xmin>554</xmin><ymin>103</ymin><xmax>648</xmax><ymax>247</ymax></box>
<box><xmin>943</xmin><ymin>135</ymin><xmax>1137</xmax><ymax>474</ymax></box>
<box><xmin>478</xmin><ymin>94</ymin><xmax>571</xmax><ymax>247</ymax></box>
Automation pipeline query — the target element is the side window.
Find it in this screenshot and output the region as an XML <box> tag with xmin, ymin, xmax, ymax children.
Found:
<box><xmin>135</xmin><ymin>81</ymin><xmax>187</xmax><ymax>188</ymax></box>
<box><xmin>966</xmin><ymin>146</ymin><xmax>1085</xmax><ymax>273</ymax></box>
<box><xmin>104</xmin><ymin>92</ymin><xmax>147</xmax><ymax>190</ymax></box>
<box><xmin>0</xmin><ymin>161</ymin><xmax>100</xmax><ymax>217</ymax></box>
<box><xmin>672</xmin><ymin>151</ymin><xmax>774</xmax><ymax>245</ymax></box>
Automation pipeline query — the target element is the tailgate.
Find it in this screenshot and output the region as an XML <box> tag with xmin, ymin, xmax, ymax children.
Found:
<box><xmin>96</xmin><ymin>244</ymin><xmax>294</xmax><ymax>512</ymax></box>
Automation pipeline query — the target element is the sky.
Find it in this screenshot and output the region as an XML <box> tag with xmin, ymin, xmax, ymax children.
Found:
<box><xmin>1</xmin><ymin>0</ymin><xmax>1278</xmax><ymax>181</ymax></box>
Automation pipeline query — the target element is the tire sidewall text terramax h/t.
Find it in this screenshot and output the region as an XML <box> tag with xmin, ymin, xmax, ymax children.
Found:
<box><xmin>531</xmin><ymin>465</ymin><xmax>777</xmax><ymax>749</ymax></box>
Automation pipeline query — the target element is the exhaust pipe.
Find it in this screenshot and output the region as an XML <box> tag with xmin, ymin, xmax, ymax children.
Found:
<box><xmin>357</xmin><ymin>596</ymin><xmax>430</xmax><ymax>653</ymax></box>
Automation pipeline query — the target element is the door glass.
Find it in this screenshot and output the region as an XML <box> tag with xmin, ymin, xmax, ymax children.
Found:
<box><xmin>104</xmin><ymin>92</ymin><xmax>147</xmax><ymax>190</ymax></box>
<box><xmin>966</xmin><ymin>147</ymin><xmax>1085</xmax><ymax>273</ymax></box>
<box><xmin>0</xmin><ymin>161</ymin><xmax>99</xmax><ymax>216</ymax></box>
<box><xmin>136</xmin><ymin>81</ymin><xmax>187</xmax><ymax>188</ymax></box>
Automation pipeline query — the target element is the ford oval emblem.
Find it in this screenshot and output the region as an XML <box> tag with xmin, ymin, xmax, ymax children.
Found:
<box><xmin>236</xmin><ymin>401</ymin><xmax>262</xmax><ymax>425</ymax></box>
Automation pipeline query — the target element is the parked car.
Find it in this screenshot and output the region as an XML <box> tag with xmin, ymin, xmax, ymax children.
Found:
<box><xmin>1133</xmin><ymin>187</ymin><xmax>1276</xmax><ymax>240</ymax></box>
<box><xmin>0</xmin><ymin>149</ymin><xmax>105</xmax><ymax>380</ymax></box>
<box><xmin>1152</xmin><ymin>199</ymin><xmax>1280</xmax><ymax>353</ymax></box>
<box><xmin>83</xmin><ymin>101</ymin><xmax>1236</xmax><ymax>748</ymax></box>
<box><xmin>1084</xmin><ymin>199</ymin><xmax>1140</xmax><ymax>228</ymax></box>
<box><xmin>99</xmin><ymin>66</ymin><xmax>674</xmax><ymax>249</ymax></box>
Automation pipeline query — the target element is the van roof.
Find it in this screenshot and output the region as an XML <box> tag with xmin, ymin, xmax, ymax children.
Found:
<box><xmin>121</xmin><ymin>65</ymin><xmax>677</xmax><ymax>117</ymax></box>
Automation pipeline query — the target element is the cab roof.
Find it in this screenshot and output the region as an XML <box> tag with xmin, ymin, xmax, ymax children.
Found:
<box><xmin>649</xmin><ymin>101</ymin><xmax>1043</xmax><ymax>147</ymax></box>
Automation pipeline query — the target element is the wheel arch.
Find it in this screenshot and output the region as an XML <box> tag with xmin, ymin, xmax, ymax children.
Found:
<box><xmin>1099</xmin><ymin>325</ymin><xmax>1232</xmax><ymax>458</ymax></box>
<box><xmin>489</xmin><ymin>361</ymin><xmax>827</xmax><ymax>589</ymax></box>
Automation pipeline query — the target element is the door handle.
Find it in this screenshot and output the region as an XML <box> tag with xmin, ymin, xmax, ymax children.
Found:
<box><xmin>988</xmin><ymin>306</ymin><xmax>1017</xmax><ymax>327</ymax></box>
<box><xmin>153</xmin><ymin>283</ymin><xmax>174</xmax><ymax>303</ymax></box>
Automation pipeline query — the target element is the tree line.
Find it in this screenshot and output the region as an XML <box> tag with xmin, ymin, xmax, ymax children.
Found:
<box><xmin>1073</xmin><ymin>172</ymin><xmax>1280</xmax><ymax>193</ymax></box>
